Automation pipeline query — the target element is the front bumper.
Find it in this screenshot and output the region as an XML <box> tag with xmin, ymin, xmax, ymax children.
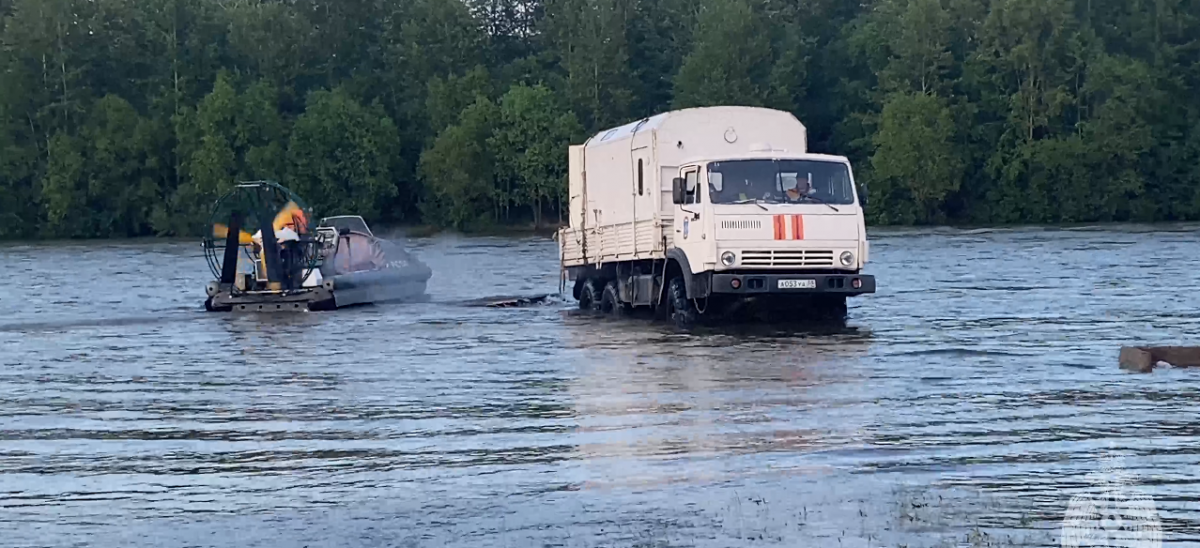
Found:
<box><xmin>711</xmin><ymin>273</ymin><xmax>876</xmax><ymax>296</ymax></box>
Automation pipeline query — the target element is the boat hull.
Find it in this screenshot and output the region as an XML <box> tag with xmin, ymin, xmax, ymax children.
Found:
<box><xmin>326</xmin><ymin>268</ymin><xmax>431</xmax><ymax>309</ymax></box>
<box><xmin>205</xmin><ymin>267</ymin><xmax>430</xmax><ymax>312</ymax></box>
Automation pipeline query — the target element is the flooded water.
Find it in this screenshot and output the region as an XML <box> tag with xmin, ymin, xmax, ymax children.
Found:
<box><xmin>2</xmin><ymin>225</ymin><xmax>1199</xmax><ymax>547</ymax></box>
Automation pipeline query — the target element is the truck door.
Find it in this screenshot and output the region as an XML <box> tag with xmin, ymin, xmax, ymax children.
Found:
<box><xmin>632</xmin><ymin>146</ymin><xmax>653</xmax><ymax>254</ymax></box>
<box><xmin>672</xmin><ymin>165</ymin><xmax>705</xmax><ymax>272</ymax></box>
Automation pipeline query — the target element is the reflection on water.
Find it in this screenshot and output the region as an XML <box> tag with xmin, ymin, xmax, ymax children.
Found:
<box><xmin>2</xmin><ymin>228</ymin><xmax>1200</xmax><ymax>547</ymax></box>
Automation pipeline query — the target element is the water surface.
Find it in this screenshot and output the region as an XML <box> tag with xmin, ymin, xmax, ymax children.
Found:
<box><xmin>2</xmin><ymin>225</ymin><xmax>1198</xmax><ymax>547</ymax></box>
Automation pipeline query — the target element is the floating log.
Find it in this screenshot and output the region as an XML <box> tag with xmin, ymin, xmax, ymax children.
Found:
<box><xmin>1119</xmin><ymin>346</ymin><xmax>1200</xmax><ymax>373</ymax></box>
<box><xmin>460</xmin><ymin>294</ymin><xmax>555</xmax><ymax>308</ymax></box>
<box><xmin>486</xmin><ymin>295</ymin><xmax>552</xmax><ymax>308</ymax></box>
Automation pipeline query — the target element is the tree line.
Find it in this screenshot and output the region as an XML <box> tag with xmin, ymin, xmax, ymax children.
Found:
<box><xmin>1</xmin><ymin>0</ymin><xmax>1198</xmax><ymax>239</ymax></box>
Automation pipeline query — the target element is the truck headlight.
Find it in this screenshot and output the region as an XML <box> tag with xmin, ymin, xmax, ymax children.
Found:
<box><xmin>721</xmin><ymin>251</ymin><xmax>736</xmax><ymax>266</ymax></box>
<box><xmin>840</xmin><ymin>251</ymin><xmax>855</xmax><ymax>266</ymax></box>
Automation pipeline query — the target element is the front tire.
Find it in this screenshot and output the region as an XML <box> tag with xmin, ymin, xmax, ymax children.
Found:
<box><xmin>668</xmin><ymin>276</ymin><xmax>696</xmax><ymax>329</ymax></box>
<box><xmin>816</xmin><ymin>295</ymin><xmax>848</xmax><ymax>320</ymax></box>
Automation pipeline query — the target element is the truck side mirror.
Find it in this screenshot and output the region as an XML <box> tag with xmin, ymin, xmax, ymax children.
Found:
<box><xmin>672</xmin><ymin>177</ymin><xmax>685</xmax><ymax>204</ymax></box>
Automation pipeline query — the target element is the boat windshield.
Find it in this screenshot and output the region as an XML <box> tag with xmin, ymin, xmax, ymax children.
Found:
<box><xmin>708</xmin><ymin>159</ymin><xmax>856</xmax><ymax>206</ymax></box>
<box><xmin>320</xmin><ymin>216</ymin><xmax>373</xmax><ymax>236</ymax></box>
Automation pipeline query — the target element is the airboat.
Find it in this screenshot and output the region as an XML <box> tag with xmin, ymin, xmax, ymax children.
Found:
<box><xmin>202</xmin><ymin>181</ymin><xmax>432</xmax><ymax>312</ymax></box>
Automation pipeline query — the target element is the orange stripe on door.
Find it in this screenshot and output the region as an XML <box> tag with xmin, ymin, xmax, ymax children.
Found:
<box><xmin>791</xmin><ymin>215</ymin><xmax>804</xmax><ymax>240</ymax></box>
<box><xmin>773</xmin><ymin>215</ymin><xmax>785</xmax><ymax>240</ymax></box>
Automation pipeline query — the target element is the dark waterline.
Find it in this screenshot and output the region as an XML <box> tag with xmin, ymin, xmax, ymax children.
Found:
<box><xmin>1</xmin><ymin>226</ymin><xmax>1198</xmax><ymax>547</ymax></box>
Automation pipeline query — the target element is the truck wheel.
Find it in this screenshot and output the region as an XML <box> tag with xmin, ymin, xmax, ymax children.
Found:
<box><xmin>668</xmin><ymin>276</ymin><xmax>696</xmax><ymax>329</ymax></box>
<box><xmin>578</xmin><ymin>279</ymin><xmax>601</xmax><ymax>311</ymax></box>
<box><xmin>600</xmin><ymin>281</ymin><xmax>624</xmax><ymax>316</ymax></box>
<box><xmin>826</xmin><ymin>296</ymin><xmax>849</xmax><ymax>319</ymax></box>
<box><xmin>813</xmin><ymin>295</ymin><xmax>848</xmax><ymax>320</ymax></box>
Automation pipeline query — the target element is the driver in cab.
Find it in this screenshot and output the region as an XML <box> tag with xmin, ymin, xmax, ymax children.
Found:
<box><xmin>785</xmin><ymin>175</ymin><xmax>814</xmax><ymax>202</ymax></box>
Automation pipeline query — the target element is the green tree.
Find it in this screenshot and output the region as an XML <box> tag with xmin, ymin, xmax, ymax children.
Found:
<box><xmin>236</xmin><ymin>79</ymin><xmax>286</xmax><ymax>181</ymax></box>
<box><xmin>287</xmin><ymin>87</ymin><xmax>403</xmax><ymax>222</ymax></box>
<box><xmin>164</xmin><ymin>73</ymin><xmax>287</xmax><ymax>234</ymax></box>
<box><xmin>467</xmin><ymin>0</ymin><xmax>542</xmax><ymax>67</ymax></box>
<box><xmin>0</xmin><ymin>41</ymin><xmax>40</xmax><ymax>238</ymax></box>
<box><xmin>426</xmin><ymin>65</ymin><xmax>495</xmax><ymax>137</ymax></box>
<box><xmin>78</xmin><ymin>95</ymin><xmax>161</xmax><ymax>237</ymax></box>
<box><xmin>419</xmin><ymin>97</ymin><xmax>500</xmax><ymax>229</ymax></box>
<box><xmin>378</xmin><ymin>0</ymin><xmax>488</xmax><ymax>220</ymax></box>
<box><xmin>626</xmin><ymin>0</ymin><xmax>696</xmax><ymax>117</ymax></box>
<box><xmin>853</xmin><ymin>0</ymin><xmax>956</xmax><ymax>96</ymax></box>
<box><xmin>40</xmin><ymin>132</ymin><xmax>86</xmax><ymax>237</ymax></box>
<box><xmin>5</xmin><ymin>0</ymin><xmax>1200</xmax><ymax>239</ymax></box>
<box><xmin>4</xmin><ymin>0</ymin><xmax>94</xmax><ymax>142</ymax></box>
<box><xmin>1054</xmin><ymin>54</ymin><xmax>1157</xmax><ymax>222</ymax></box>
<box><xmin>225</xmin><ymin>0</ymin><xmax>313</xmax><ymax>91</ymax></box>
<box><xmin>490</xmin><ymin>84</ymin><xmax>582</xmax><ymax>227</ymax></box>
<box><xmin>169</xmin><ymin>72</ymin><xmax>237</xmax><ymax>234</ymax></box>
<box><xmin>975</xmin><ymin>0</ymin><xmax>1078</xmax><ymax>143</ymax></box>
<box><xmin>869</xmin><ymin>92</ymin><xmax>964</xmax><ymax>224</ymax></box>
<box><xmin>672</xmin><ymin>0</ymin><xmax>772</xmax><ymax>109</ymax></box>
<box><xmin>543</xmin><ymin>0</ymin><xmax>634</xmax><ymax>129</ymax></box>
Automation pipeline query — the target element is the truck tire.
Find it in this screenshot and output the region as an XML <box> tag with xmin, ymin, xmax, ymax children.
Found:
<box><xmin>578</xmin><ymin>279</ymin><xmax>601</xmax><ymax>311</ymax></box>
<box><xmin>819</xmin><ymin>295</ymin><xmax>848</xmax><ymax>320</ymax></box>
<box><xmin>668</xmin><ymin>276</ymin><xmax>696</xmax><ymax>329</ymax></box>
<box><xmin>600</xmin><ymin>281</ymin><xmax>624</xmax><ymax>316</ymax></box>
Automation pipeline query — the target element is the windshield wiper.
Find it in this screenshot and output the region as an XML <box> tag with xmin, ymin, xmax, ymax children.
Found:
<box><xmin>730</xmin><ymin>198</ymin><xmax>769</xmax><ymax>211</ymax></box>
<box><xmin>800</xmin><ymin>194</ymin><xmax>840</xmax><ymax>212</ymax></box>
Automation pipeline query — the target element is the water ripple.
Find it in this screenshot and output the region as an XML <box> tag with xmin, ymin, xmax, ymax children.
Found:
<box><xmin>2</xmin><ymin>228</ymin><xmax>1200</xmax><ymax>547</ymax></box>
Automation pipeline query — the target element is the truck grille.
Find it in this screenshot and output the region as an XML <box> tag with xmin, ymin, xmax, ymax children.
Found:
<box><xmin>741</xmin><ymin>250</ymin><xmax>834</xmax><ymax>267</ymax></box>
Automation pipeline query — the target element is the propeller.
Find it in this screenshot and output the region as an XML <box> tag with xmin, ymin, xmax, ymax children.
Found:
<box><xmin>273</xmin><ymin>201</ymin><xmax>308</xmax><ymax>233</ymax></box>
<box><xmin>212</xmin><ymin>201</ymin><xmax>309</xmax><ymax>246</ymax></box>
<box><xmin>213</xmin><ymin>223</ymin><xmax>254</xmax><ymax>245</ymax></box>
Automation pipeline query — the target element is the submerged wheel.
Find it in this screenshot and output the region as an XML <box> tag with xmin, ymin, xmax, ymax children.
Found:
<box><xmin>668</xmin><ymin>276</ymin><xmax>696</xmax><ymax>329</ymax></box>
<box><xmin>600</xmin><ymin>281</ymin><xmax>624</xmax><ymax>316</ymax></box>
<box><xmin>578</xmin><ymin>278</ymin><xmax>601</xmax><ymax>311</ymax></box>
<box><xmin>819</xmin><ymin>295</ymin><xmax>849</xmax><ymax>320</ymax></box>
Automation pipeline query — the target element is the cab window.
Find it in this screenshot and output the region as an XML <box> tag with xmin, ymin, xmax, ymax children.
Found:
<box><xmin>684</xmin><ymin>169</ymin><xmax>700</xmax><ymax>204</ymax></box>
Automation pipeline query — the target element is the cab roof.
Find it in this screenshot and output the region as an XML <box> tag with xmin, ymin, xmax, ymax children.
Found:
<box><xmin>680</xmin><ymin>152</ymin><xmax>851</xmax><ymax>165</ymax></box>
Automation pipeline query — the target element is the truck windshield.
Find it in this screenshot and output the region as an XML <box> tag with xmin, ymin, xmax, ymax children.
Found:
<box><xmin>708</xmin><ymin>159</ymin><xmax>856</xmax><ymax>206</ymax></box>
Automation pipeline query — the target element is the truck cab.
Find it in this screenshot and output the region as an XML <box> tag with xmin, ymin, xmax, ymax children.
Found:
<box><xmin>672</xmin><ymin>151</ymin><xmax>870</xmax><ymax>284</ymax></box>
<box><xmin>556</xmin><ymin>106</ymin><xmax>875</xmax><ymax>327</ymax></box>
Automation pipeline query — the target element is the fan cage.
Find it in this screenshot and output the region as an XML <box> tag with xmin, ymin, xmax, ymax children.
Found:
<box><xmin>202</xmin><ymin>180</ymin><xmax>323</xmax><ymax>290</ymax></box>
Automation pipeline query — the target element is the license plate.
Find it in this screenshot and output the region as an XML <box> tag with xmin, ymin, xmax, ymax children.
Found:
<box><xmin>778</xmin><ymin>279</ymin><xmax>816</xmax><ymax>290</ymax></box>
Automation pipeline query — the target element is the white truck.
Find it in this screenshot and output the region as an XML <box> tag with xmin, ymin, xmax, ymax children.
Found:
<box><xmin>555</xmin><ymin>106</ymin><xmax>875</xmax><ymax>326</ymax></box>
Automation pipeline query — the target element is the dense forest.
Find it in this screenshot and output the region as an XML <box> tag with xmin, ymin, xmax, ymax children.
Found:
<box><xmin>1</xmin><ymin>0</ymin><xmax>1198</xmax><ymax>238</ymax></box>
